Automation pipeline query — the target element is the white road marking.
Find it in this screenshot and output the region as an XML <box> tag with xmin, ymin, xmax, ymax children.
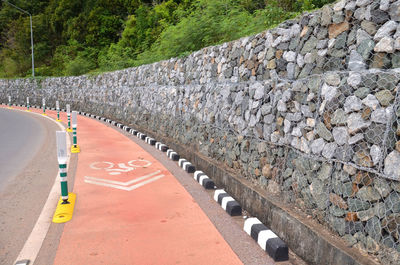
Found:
<box><xmin>12</xmin><ymin>108</ymin><xmax>71</xmax><ymax>265</ymax></box>
<box><xmin>84</xmin><ymin>174</ymin><xmax>165</xmax><ymax>191</ymax></box>
<box><xmin>84</xmin><ymin>170</ymin><xmax>161</xmax><ymax>186</ymax></box>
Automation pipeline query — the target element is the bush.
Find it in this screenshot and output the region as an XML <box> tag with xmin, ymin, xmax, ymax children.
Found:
<box><xmin>64</xmin><ymin>56</ymin><xmax>96</xmax><ymax>76</ymax></box>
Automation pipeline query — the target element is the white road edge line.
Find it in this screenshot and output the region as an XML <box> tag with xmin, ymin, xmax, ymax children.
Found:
<box><xmin>11</xmin><ymin>108</ymin><xmax>71</xmax><ymax>265</ymax></box>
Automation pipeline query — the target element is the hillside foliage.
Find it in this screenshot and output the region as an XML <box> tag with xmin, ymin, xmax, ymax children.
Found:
<box><xmin>0</xmin><ymin>0</ymin><xmax>335</xmax><ymax>78</ymax></box>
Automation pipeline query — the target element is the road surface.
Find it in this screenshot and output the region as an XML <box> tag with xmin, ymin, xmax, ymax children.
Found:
<box><xmin>0</xmin><ymin>108</ymin><xmax>61</xmax><ymax>265</ymax></box>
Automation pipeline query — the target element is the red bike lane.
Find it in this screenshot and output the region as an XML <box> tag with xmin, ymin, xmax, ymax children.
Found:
<box><xmin>26</xmin><ymin>107</ymin><xmax>243</xmax><ymax>264</ymax></box>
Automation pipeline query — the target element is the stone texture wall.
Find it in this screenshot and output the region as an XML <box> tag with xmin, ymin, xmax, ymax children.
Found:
<box><xmin>2</xmin><ymin>0</ymin><xmax>400</xmax><ymax>263</ymax></box>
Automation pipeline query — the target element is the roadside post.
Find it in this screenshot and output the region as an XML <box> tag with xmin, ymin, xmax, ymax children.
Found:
<box><xmin>26</xmin><ymin>97</ymin><xmax>30</xmax><ymax>111</ymax></box>
<box><xmin>56</xmin><ymin>101</ymin><xmax>61</xmax><ymax>122</ymax></box>
<box><xmin>71</xmin><ymin>111</ymin><xmax>80</xmax><ymax>153</ymax></box>
<box><xmin>53</xmin><ymin>131</ymin><xmax>76</xmax><ymax>223</ymax></box>
<box><xmin>42</xmin><ymin>98</ymin><xmax>46</xmax><ymax>115</ymax></box>
<box><xmin>56</xmin><ymin>131</ymin><xmax>69</xmax><ymax>204</ymax></box>
<box><xmin>66</xmin><ymin>104</ymin><xmax>73</xmax><ymax>132</ymax></box>
<box><xmin>8</xmin><ymin>96</ymin><xmax>11</xmax><ymax>109</ymax></box>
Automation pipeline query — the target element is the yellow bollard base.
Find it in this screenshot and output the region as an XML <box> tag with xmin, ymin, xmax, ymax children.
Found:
<box><xmin>53</xmin><ymin>192</ymin><xmax>76</xmax><ymax>223</ymax></box>
<box><xmin>56</xmin><ymin>119</ymin><xmax>62</xmax><ymax>122</ymax></box>
<box><xmin>41</xmin><ymin>113</ymin><xmax>47</xmax><ymax>116</ymax></box>
<box><xmin>7</xmin><ymin>107</ymin><xmax>12</xmax><ymax>109</ymax></box>
<box><xmin>66</xmin><ymin>128</ymin><xmax>73</xmax><ymax>132</ymax></box>
<box><xmin>26</xmin><ymin>110</ymin><xmax>31</xmax><ymax>112</ymax></box>
<box><xmin>71</xmin><ymin>145</ymin><xmax>81</xmax><ymax>153</ymax></box>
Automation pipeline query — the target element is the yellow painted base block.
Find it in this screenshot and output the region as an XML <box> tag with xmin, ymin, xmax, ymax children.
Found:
<box><xmin>26</xmin><ymin>110</ymin><xmax>31</xmax><ymax>112</ymax></box>
<box><xmin>56</xmin><ymin>119</ymin><xmax>62</xmax><ymax>122</ymax></box>
<box><xmin>7</xmin><ymin>107</ymin><xmax>12</xmax><ymax>109</ymax></box>
<box><xmin>53</xmin><ymin>192</ymin><xmax>76</xmax><ymax>223</ymax></box>
<box><xmin>41</xmin><ymin>113</ymin><xmax>47</xmax><ymax>116</ymax></box>
<box><xmin>66</xmin><ymin>128</ymin><xmax>73</xmax><ymax>132</ymax></box>
<box><xmin>71</xmin><ymin>145</ymin><xmax>81</xmax><ymax>153</ymax></box>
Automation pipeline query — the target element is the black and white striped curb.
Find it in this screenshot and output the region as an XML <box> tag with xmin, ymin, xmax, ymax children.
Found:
<box><xmin>137</xmin><ymin>132</ymin><xmax>147</xmax><ymax>140</ymax></box>
<box><xmin>129</xmin><ymin>129</ymin><xmax>138</xmax><ymax>135</ymax></box>
<box><xmin>244</xmin><ymin>218</ymin><xmax>288</xmax><ymax>262</ymax></box>
<box><xmin>213</xmin><ymin>189</ymin><xmax>242</xmax><ymax>216</ymax></box>
<box><xmin>193</xmin><ymin>171</ymin><xmax>215</xmax><ymax>189</ymax></box>
<box><xmin>178</xmin><ymin>158</ymin><xmax>195</xmax><ymax>173</ymax></box>
<box><xmin>145</xmin><ymin>136</ymin><xmax>156</xmax><ymax>145</ymax></box>
<box><xmin>155</xmin><ymin>142</ymin><xmax>168</xmax><ymax>152</ymax></box>
<box><xmin>166</xmin><ymin>149</ymin><xmax>180</xmax><ymax>161</ymax></box>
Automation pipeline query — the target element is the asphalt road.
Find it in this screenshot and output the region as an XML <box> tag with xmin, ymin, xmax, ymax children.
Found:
<box><xmin>0</xmin><ymin>109</ymin><xmax>45</xmax><ymax>191</ymax></box>
<box><xmin>0</xmin><ymin>108</ymin><xmax>61</xmax><ymax>265</ymax></box>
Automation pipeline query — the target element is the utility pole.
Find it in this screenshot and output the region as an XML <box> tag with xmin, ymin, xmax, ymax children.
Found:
<box><xmin>1</xmin><ymin>0</ymin><xmax>35</xmax><ymax>77</ymax></box>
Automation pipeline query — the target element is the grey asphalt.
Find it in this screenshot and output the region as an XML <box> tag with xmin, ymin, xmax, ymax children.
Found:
<box><xmin>0</xmin><ymin>108</ymin><xmax>45</xmax><ymax>191</ymax></box>
<box><xmin>0</xmin><ymin>108</ymin><xmax>75</xmax><ymax>265</ymax></box>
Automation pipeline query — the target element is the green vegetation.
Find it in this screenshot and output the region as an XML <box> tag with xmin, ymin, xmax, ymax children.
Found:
<box><xmin>0</xmin><ymin>0</ymin><xmax>335</xmax><ymax>78</ymax></box>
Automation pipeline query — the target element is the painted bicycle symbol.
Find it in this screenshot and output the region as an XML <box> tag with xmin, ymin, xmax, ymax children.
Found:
<box><xmin>90</xmin><ymin>159</ymin><xmax>152</xmax><ymax>175</ymax></box>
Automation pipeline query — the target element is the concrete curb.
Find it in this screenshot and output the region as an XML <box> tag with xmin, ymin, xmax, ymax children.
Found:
<box><xmin>244</xmin><ymin>217</ymin><xmax>288</xmax><ymax>262</ymax></box>
<box><xmin>155</xmin><ymin>142</ymin><xmax>168</xmax><ymax>152</ymax></box>
<box><xmin>193</xmin><ymin>171</ymin><xmax>215</xmax><ymax>189</ymax></box>
<box><xmin>178</xmin><ymin>158</ymin><xmax>195</xmax><ymax>173</ymax></box>
<box><xmin>166</xmin><ymin>149</ymin><xmax>180</xmax><ymax>161</ymax></box>
<box><xmin>213</xmin><ymin>189</ymin><xmax>242</xmax><ymax>217</ymax></box>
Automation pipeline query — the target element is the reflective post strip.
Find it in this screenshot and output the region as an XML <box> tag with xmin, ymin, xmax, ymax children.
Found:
<box><xmin>59</xmin><ymin>163</ymin><xmax>69</xmax><ymax>203</ymax></box>
<box><xmin>67</xmin><ymin>114</ymin><xmax>71</xmax><ymax>129</ymax></box>
<box><xmin>73</xmin><ymin>127</ymin><xmax>77</xmax><ymax>146</ymax></box>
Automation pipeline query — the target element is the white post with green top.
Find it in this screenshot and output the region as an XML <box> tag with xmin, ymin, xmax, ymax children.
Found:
<box><xmin>71</xmin><ymin>111</ymin><xmax>80</xmax><ymax>153</ymax></box>
<box><xmin>42</xmin><ymin>98</ymin><xmax>46</xmax><ymax>115</ymax></box>
<box><xmin>8</xmin><ymin>96</ymin><xmax>11</xmax><ymax>108</ymax></box>
<box><xmin>56</xmin><ymin>100</ymin><xmax>61</xmax><ymax>121</ymax></box>
<box><xmin>56</xmin><ymin>131</ymin><xmax>69</xmax><ymax>204</ymax></box>
<box><xmin>66</xmin><ymin>104</ymin><xmax>72</xmax><ymax>132</ymax></box>
<box><xmin>26</xmin><ymin>97</ymin><xmax>30</xmax><ymax>111</ymax></box>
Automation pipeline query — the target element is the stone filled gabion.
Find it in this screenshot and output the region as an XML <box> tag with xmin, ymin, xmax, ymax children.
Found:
<box><xmin>2</xmin><ymin>0</ymin><xmax>400</xmax><ymax>263</ymax></box>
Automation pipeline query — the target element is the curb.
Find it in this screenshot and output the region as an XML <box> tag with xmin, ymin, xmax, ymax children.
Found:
<box><xmin>166</xmin><ymin>149</ymin><xmax>180</xmax><ymax>161</ymax></box>
<box><xmin>178</xmin><ymin>158</ymin><xmax>196</xmax><ymax>173</ymax></box>
<box><xmin>193</xmin><ymin>171</ymin><xmax>215</xmax><ymax>189</ymax></box>
<box><xmin>244</xmin><ymin>217</ymin><xmax>288</xmax><ymax>262</ymax></box>
<box><xmin>213</xmin><ymin>189</ymin><xmax>242</xmax><ymax>217</ymax></box>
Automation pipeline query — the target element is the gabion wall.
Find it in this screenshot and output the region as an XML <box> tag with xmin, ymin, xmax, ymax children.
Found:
<box><xmin>2</xmin><ymin>0</ymin><xmax>400</xmax><ymax>263</ymax></box>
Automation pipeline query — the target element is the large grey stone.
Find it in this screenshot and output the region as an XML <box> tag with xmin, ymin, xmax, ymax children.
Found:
<box><xmin>252</xmin><ymin>83</ymin><xmax>264</xmax><ymax>100</ymax></box>
<box><xmin>344</xmin><ymin>96</ymin><xmax>363</xmax><ymax>113</ymax></box>
<box><xmin>347</xmin><ymin>113</ymin><xmax>371</xmax><ymax>134</ymax></box>
<box><xmin>371</xmin><ymin>108</ymin><xmax>389</xmax><ymax>124</ymax></box>
<box><xmin>370</xmin><ymin>145</ymin><xmax>382</xmax><ymax>166</ymax></box>
<box><xmin>311</xmin><ymin>138</ymin><xmax>325</xmax><ymax>154</ymax></box>
<box><xmin>384</xmin><ymin>151</ymin><xmax>400</xmax><ymax>180</ymax></box>
<box><xmin>362</xmin><ymin>94</ymin><xmax>380</xmax><ymax>110</ymax></box>
<box><xmin>347</xmin><ymin>72</ymin><xmax>362</xmax><ymax>87</ymax></box>
<box><xmin>357</xmin><ymin>186</ymin><xmax>381</xmax><ymax>202</ymax></box>
<box><xmin>357</xmin><ymin>39</ymin><xmax>374</xmax><ymax>60</ymax></box>
<box><xmin>332</xmin><ymin>127</ymin><xmax>349</xmax><ymax>145</ymax></box>
<box><xmin>322</xmin><ymin>142</ymin><xmax>338</xmax><ymax>159</ymax></box>
<box><xmin>348</xmin><ymin>198</ymin><xmax>371</xmax><ymax>211</ymax></box>
<box><xmin>316</xmin><ymin>122</ymin><xmax>333</xmax><ymax>141</ymax></box>
<box><xmin>374</xmin><ymin>21</ymin><xmax>398</xmax><ymax>41</ymax></box>
<box><xmin>348</xmin><ymin>50</ymin><xmax>366</xmax><ymax>71</ymax></box>
<box><xmin>374</xmin><ymin>36</ymin><xmax>395</xmax><ymax>53</ymax></box>
<box><xmin>331</xmin><ymin>109</ymin><xmax>347</xmax><ymax>125</ymax></box>
<box><xmin>385</xmin><ymin>191</ymin><xmax>400</xmax><ymax>213</ymax></box>
<box><xmin>375</xmin><ymin>89</ymin><xmax>395</xmax><ymax>106</ymax></box>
